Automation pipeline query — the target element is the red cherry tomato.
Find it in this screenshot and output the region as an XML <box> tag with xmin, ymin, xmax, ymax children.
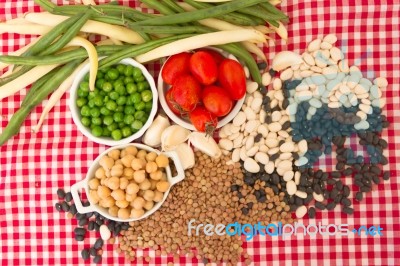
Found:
<box><xmin>165</xmin><ymin>87</ymin><xmax>181</xmax><ymax>115</ymax></box>
<box><xmin>189</xmin><ymin>106</ymin><xmax>218</xmax><ymax>134</ymax></box>
<box><xmin>171</xmin><ymin>75</ymin><xmax>202</xmax><ymax>112</ymax></box>
<box><xmin>189</xmin><ymin>51</ymin><xmax>218</xmax><ymax>85</ymax></box>
<box><xmin>202</xmin><ymin>85</ymin><xmax>233</xmax><ymax>117</ymax></box>
<box><xmin>218</xmin><ymin>59</ymin><xmax>246</xmax><ymax>100</ymax></box>
<box><xmin>161</xmin><ymin>52</ymin><xmax>192</xmax><ymax>85</ymax></box>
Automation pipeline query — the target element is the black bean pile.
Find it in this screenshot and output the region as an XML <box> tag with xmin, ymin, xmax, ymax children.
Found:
<box><xmin>55</xmin><ymin>188</ymin><xmax>129</xmax><ymax>264</ymax></box>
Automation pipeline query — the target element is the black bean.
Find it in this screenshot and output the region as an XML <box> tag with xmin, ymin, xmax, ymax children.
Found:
<box><xmin>321</xmin><ymin>173</ymin><xmax>329</xmax><ymax>181</ymax></box>
<box><xmin>341</xmin><ymin>198</ymin><xmax>351</xmax><ymax>207</ymax></box>
<box><xmin>313</xmin><ymin>184</ymin><xmax>322</xmax><ymax>195</ymax></box>
<box><xmin>242</xmin><ymin>207</ymin><xmax>249</xmax><ymax>215</ymax></box>
<box><xmin>81</xmin><ymin>249</ymin><xmax>90</xmax><ymax>260</ymax></box>
<box><xmin>93</xmin><ymin>255</ymin><xmax>102</xmax><ymax>264</ymax></box>
<box><xmin>94</xmin><ymin>223</ymin><xmax>100</xmax><ymax>232</ymax></box>
<box><xmin>90</xmin><ymin>247</ymin><xmax>97</xmax><ymax>257</ymax></box>
<box><xmin>94</xmin><ymin>238</ymin><xmax>104</xmax><ymax>249</ymax></box>
<box><xmin>70</xmin><ymin>204</ymin><xmax>77</xmax><ymax>215</ymax></box>
<box><xmin>327</xmin><ymin>179</ymin><xmax>336</xmax><ymax>185</ymax></box>
<box><xmin>121</xmin><ymin>223</ymin><xmax>130</xmax><ymax>231</ymax></box>
<box><xmin>354</xmin><ymin>180</ymin><xmax>364</xmax><ymax>187</ymax></box>
<box><xmin>75</xmin><ymin>235</ymin><xmax>84</xmax><ymax>241</ymax></box>
<box><xmin>268</xmin><ymin>68</ymin><xmax>277</xmax><ymax>76</ymax></box>
<box><xmin>61</xmin><ymin>202</ymin><xmax>70</xmax><ymax>212</ymax></box>
<box><xmin>372</xmin><ymin>175</ymin><xmax>380</xmax><ymax>184</ymax></box>
<box><xmin>254</xmin><ymin>134</ymin><xmax>262</xmax><ymax>143</ymax></box>
<box><xmin>343</xmin><ymin>186</ymin><xmax>350</xmax><ymax>198</ymax></box>
<box><xmin>257</xmin><ymin>61</ymin><xmax>268</xmax><ymax>70</ymax></box>
<box><xmin>76</xmin><ymin>213</ymin><xmax>85</xmax><ymax>220</ymax></box>
<box><xmin>282</xmin><ymin>121</ymin><xmax>291</xmax><ymax>130</ymax></box>
<box><xmin>304</xmin><ymin>194</ymin><xmax>313</xmax><ymax>204</ymax></box>
<box><xmin>334</xmin><ymin>194</ymin><xmax>343</xmax><ymax>204</ymax></box>
<box><xmin>335</xmin><ymin>181</ymin><xmax>343</xmax><ymax>191</ymax></box>
<box><xmin>114</xmin><ymin>225</ymin><xmax>122</xmax><ymax>235</ymax></box>
<box><xmin>55</xmin><ymin>203</ymin><xmax>62</xmax><ymax>212</ymax></box>
<box><xmin>355</xmin><ymin>192</ymin><xmax>363</xmax><ymax>201</ymax></box>
<box><xmin>323</xmin><ymin>190</ymin><xmax>330</xmax><ymax>200</ymax></box>
<box><xmin>271</xmin><ymin>174</ymin><xmax>280</xmax><ymax>185</ymax></box>
<box><xmin>331</xmin><ymin>171</ymin><xmax>341</xmax><ymax>178</ymax></box>
<box><xmin>88</xmin><ymin>221</ymin><xmax>95</xmax><ymax>231</ymax></box>
<box><xmin>83</xmin><ymin>201</ymin><xmax>90</xmax><ymax>207</ymax></box>
<box><xmin>326</xmin><ymin>202</ymin><xmax>336</xmax><ymax>210</ymax></box>
<box><xmin>86</xmin><ymin>212</ymin><xmax>94</xmax><ymax>218</ymax></box>
<box><xmin>342</xmin><ymin>168</ymin><xmax>353</xmax><ymax>176</ymax></box>
<box><xmin>258</xmin><ymin>196</ymin><xmax>267</xmax><ymax>203</ymax></box>
<box><xmin>342</xmin><ymin>207</ymin><xmax>354</xmax><ymax>215</ymax></box>
<box><xmin>315</xmin><ymin>202</ymin><xmax>326</xmax><ymax>210</ymax></box>
<box><xmin>79</xmin><ymin>218</ymin><xmax>88</xmax><ymax>227</ymax></box>
<box><xmin>383</xmin><ymin>171</ymin><xmax>390</xmax><ymax>180</ymax></box>
<box><xmin>231</xmin><ymin>185</ymin><xmax>239</xmax><ymax>192</ymax></box>
<box><xmin>74</xmin><ymin>227</ymin><xmax>86</xmax><ymax>236</ymax></box>
<box><xmin>57</xmin><ymin>189</ymin><xmax>66</xmax><ymax>199</ymax></box>
<box><xmin>380</xmin><ymin>156</ymin><xmax>388</xmax><ymax>165</ymax></box>
<box><xmin>269</xmin><ymin>153</ymin><xmax>279</xmax><ymax>161</ymax></box>
<box><xmin>360</xmin><ymin>186</ymin><xmax>371</xmax><ymax>192</ymax></box>
<box><xmin>330</xmin><ymin>188</ymin><xmax>339</xmax><ymax>199</ymax></box>
<box><xmin>308</xmin><ymin>207</ymin><xmax>316</xmax><ymax>218</ymax></box>
<box><xmin>65</xmin><ymin>192</ymin><xmax>72</xmax><ymax>202</ymax></box>
<box><xmin>295</xmin><ymin>197</ymin><xmax>303</xmax><ymax>206</ymax></box>
<box><xmin>370</xmin><ymin>165</ymin><xmax>381</xmax><ymax>175</ymax></box>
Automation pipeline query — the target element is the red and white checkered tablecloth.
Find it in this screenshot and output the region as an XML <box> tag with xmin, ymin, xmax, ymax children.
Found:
<box><xmin>1</xmin><ymin>0</ymin><xmax>399</xmax><ymax>265</ymax></box>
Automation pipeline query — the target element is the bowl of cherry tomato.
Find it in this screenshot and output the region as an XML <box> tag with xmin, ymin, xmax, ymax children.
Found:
<box><xmin>158</xmin><ymin>48</ymin><xmax>246</xmax><ymax>133</ymax></box>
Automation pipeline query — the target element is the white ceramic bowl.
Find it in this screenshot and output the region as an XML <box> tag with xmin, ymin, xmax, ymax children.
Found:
<box><xmin>70</xmin><ymin>143</ymin><xmax>185</xmax><ymax>222</ymax></box>
<box><xmin>158</xmin><ymin>48</ymin><xmax>245</xmax><ymax>131</ymax></box>
<box><xmin>69</xmin><ymin>58</ymin><xmax>158</xmax><ymax>146</ymax></box>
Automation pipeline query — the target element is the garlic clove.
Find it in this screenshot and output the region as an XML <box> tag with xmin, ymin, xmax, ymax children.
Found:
<box><xmin>271</xmin><ymin>51</ymin><xmax>303</xmax><ymax>71</ymax></box>
<box><xmin>188</xmin><ymin>132</ymin><xmax>222</xmax><ymax>159</ymax></box>
<box><xmin>143</xmin><ymin>114</ymin><xmax>170</xmax><ymax>147</ymax></box>
<box><xmin>161</xmin><ymin>125</ymin><xmax>191</xmax><ymax>151</ymax></box>
<box><xmin>174</xmin><ymin>143</ymin><xmax>195</xmax><ymax>170</ymax></box>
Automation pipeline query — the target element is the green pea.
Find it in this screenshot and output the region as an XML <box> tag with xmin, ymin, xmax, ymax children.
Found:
<box><xmin>135</xmin><ymin>74</ymin><xmax>145</xmax><ymax>82</ymax></box>
<box><xmin>118</xmin><ymin>122</ymin><xmax>125</xmax><ymax>129</ymax></box>
<box><xmin>92</xmin><ymin>126</ymin><xmax>103</xmax><ymax>137</ymax></box>
<box><xmin>130</xmin><ymin>93</ymin><xmax>141</xmax><ymax>104</ymax></box>
<box><xmin>137</xmin><ymin>81</ymin><xmax>150</xmax><ymax>92</ymax></box>
<box><xmin>95</xmin><ymin>78</ymin><xmax>105</xmax><ymax>90</ymax></box>
<box><xmin>102</xmin><ymin>127</ymin><xmax>111</xmax><ymax>137</ymax></box>
<box><xmin>106</xmin><ymin>100</ymin><xmax>117</xmax><ymax>111</ymax></box>
<box><xmin>107</xmin><ymin>122</ymin><xmax>118</xmax><ymax>132</ymax></box>
<box><xmin>80</xmin><ymin>81</ymin><xmax>90</xmax><ymax>92</ymax></box>
<box><xmin>122</xmin><ymin>127</ymin><xmax>132</xmax><ymax>138</ymax></box>
<box><xmin>77</xmin><ymin>88</ymin><xmax>88</xmax><ymax>98</ymax></box>
<box><xmin>109</xmin><ymin>91</ymin><xmax>119</xmax><ymax>101</ymax></box>
<box><xmin>102</xmin><ymin>66</ymin><xmax>111</xmax><ymax>74</ymax></box>
<box><xmin>90</xmin><ymin>107</ymin><xmax>101</xmax><ymax>118</ymax></box>
<box><xmin>88</xmin><ymin>91</ymin><xmax>97</xmax><ymax>99</ymax></box>
<box><xmin>132</xmin><ymin>67</ymin><xmax>142</xmax><ymax>79</ymax></box>
<box><xmin>139</xmin><ymin>115</ymin><xmax>149</xmax><ymax>124</ymax></box>
<box><xmin>116</xmin><ymin>106</ymin><xmax>124</xmax><ymax>113</ymax></box>
<box><xmin>99</xmin><ymin>90</ymin><xmax>106</xmax><ymax>96</ymax></box>
<box><xmin>124</xmin><ymin>76</ymin><xmax>134</xmax><ymax>85</ymax></box>
<box><xmin>102</xmin><ymin>82</ymin><xmax>113</xmax><ymax>92</ymax></box>
<box><xmin>135</xmin><ymin>101</ymin><xmax>146</xmax><ymax>111</ymax></box>
<box><xmin>81</xmin><ymin>116</ymin><xmax>91</xmax><ymax>127</ymax></box>
<box><xmin>115</xmin><ymin>85</ymin><xmax>126</xmax><ymax>96</ymax></box>
<box><xmin>124</xmin><ymin>65</ymin><xmax>134</xmax><ymax>76</ymax></box>
<box><xmin>76</xmin><ymin>97</ymin><xmax>87</xmax><ymax>108</ymax></box>
<box><xmin>126</xmin><ymin>83</ymin><xmax>137</xmax><ymax>94</ymax></box>
<box><xmin>100</xmin><ymin>106</ymin><xmax>111</xmax><ymax>116</ymax></box>
<box><xmin>113</xmin><ymin>112</ymin><xmax>124</xmax><ymax>123</ymax></box>
<box><xmin>80</xmin><ymin>106</ymin><xmax>91</xmax><ymax>117</ymax></box>
<box><xmin>124</xmin><ymin>114</ymin><xmax>135</xmax><ymax>125</ymax></box>
<box><xmin>134</xmin><ymin>111</ymin><xmax>146</xmax><ymax>120</ymax></box>
<box><xmin>91</xmin><ymin>117</ymin><xmax>102</xmax><ymax>126</ymax></box>
<box><xmin>111</xmin><ymin>129</ymin><xmax>122</xmax><ymax>140</ymax></box>
<box><xmin>107</xmin><ymin>68</ymin><xmax>120</xmax><ymax>80</ymax></box>
<box><xmin>103</xmin><ymin>115</ymin><xmax>114</xmax><ymax>126</ymax></box>
<box><xmin>116</xmin><ymin>96</ymin><xmax>127</xmax><ymax>106</ymax></box>
<box><xmin>96</xmin><ymin>71</ymin><xmax>104</xmax><ymax>79</ymax></box>
<box><xmin>116</xmin><ymin>64</ymin><xmax>126</xmax><ymax>74</ymax></box>
<box><xmin>131</xmin><ymin>120</ymin><xmax>143</xmax><ymax>131</ymax></box>
<box><xmin>144</xmin><ymin>101</ymin><xmax>153</xmax><ymax>113</ymax></box>
<box><xmin>113</xmin><ymin>80</ymin><xmax>124</xmax><ymax>90</ymax></box>
<box><xmin>124</xmin><ymin>105</ymin><xmax>135</xmax><ymax>115</ymax></box>
<box><xmin>93</xmin><ymin>95</ymin><xmax>103</xmax><ymax>107</ymax></box>
<box><xmin>141</xmin><ymin>90</ymin><xmax>153</xmax><ymax>102</ymax></box>
<box><xmin>88</xmin><ymin>99</ymin><xmax>95</xmax><ymax>108</ymax></box>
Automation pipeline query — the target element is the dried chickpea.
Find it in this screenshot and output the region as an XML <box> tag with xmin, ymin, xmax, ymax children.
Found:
<box><xmin>89</xmin><ymin>178</ymin><xmax>100</xmax><ymax>190</ymax></box>
<box><xmin>119</xmin><ymin>177</ymin><xmax>129</xmax><ymax>190</ymax></box>
<box><xmin>136</xmin><ymin>150</ymin><xmax>148</xmax><ymax>160</ymax></box>
<box><xmin>89</xmin><ymin>190</ymin><xmax>100</xmax><ymax>204</ymax></box>
<box><xmin>139</xmin><ymin>179</ymin><xmax>151</xmax><ymax>190</ymax></box>
<box><xmin>130</xmin><ymin>208</ymin><xmax>145</xmax><ymax>219</ymax></box>
<box><xmin>99</xmin><ymin>156</ymin><xmax>114</xmax><ymax>171</ymax></box>
<box><xmin>153</xmin><ymin>191</ymin><xmax>164</xmax><ymax>202</ymax></box>
<box><xmin>121</xmin><ymin>154</ymin><xmax>135</xmax><ymax>168</ymax></box>
<box><xmin>116</xmin><ymin>200</ymin><xmax>130</xmax><ymax>209</ymax></box>
<box><xmin>106</xmin><ymin>176</ymin><xmax>120</xmax><ymax>190</ymax></box>
<box><xmin>132</xmin><ymin>197</ymin><xmax>145</xmax><ymax>210</ymax></box>
<box><xmin>150</xmin><ymin>170</ymin><xmax>162</xmax><ymax>180</ymax></box>
<box><xmin>126</xmin><ymin>183</ymin><xmax>139</xmax><ymax>195</ymax></box>
<box><xmin>120</xmin><ymin>149</ymin><xmax>127</xmax><ymax>158</ymax></box>
<box><xmin>156</xmin><ymin>181</ymin><xmax>170</xmax><ymax>192</ymax></box>
<box><xmin>111</xmin><ymin>189</ymin><xmax>125</xmax><ymax>201</ymax></box>
<box><xmin>145</xmin><ymin>152</ymin><xmax>157</xmax><ymax>162</ymax></box>
<box><xmin>111</xmin><ymin>164</ymin><xmax>123</xmax><ymax>177</ymax></box>
<box><xmin>144</xmin><ymin>200</ymin><xmax>154</xmax><ymax>211</ymax></box>
<box><xmin>145</xmin><ymin>162</ymin><xmax>158</xmax><ymax>174</ymax></box>
<box><xmin>97</xmin><ymin>185</ymin><xmax>111</xmax><ymax>199</ymax></box>
<box><xmin>108</xmin><ymin>205</ymin><xmax>119</xmax><ymax>217</ymax></box>
<box><xmin>125</xmin><ymin>146</ymin><xmax>138</xmax><ymax>156</ymax></box>
<box><xmin>118</xmin><ymin>208</ymin><xmax>131</xmax><ymax>219</ymax></box>
<box><xmin>100</xmin><ymin>196</ymin><xmax>115</xmax><ymax>208</ymax></box>
<box><xmin>100</xmin><ymin>177</ymin><xmax>107</xmax><ymax>186</ymax></box>
<box><xmin>155</xmin><ymin>155</ymin><xmax>169</xmax><ymax>168</ymax></box>
<box><xmin>149</xmin><ymin>179</ymin><xmax>158</xmax><ymax>190</ymax></box>
<box><xmin>114</xmin><ymin>159</ymin><xmax>123</xmax><ymax>166</ymax></box>
<box><xmin>131</xmin><ymin>158</ymin><xmax>146</xmax><ymax>171</ymax></box>
<box><xmin>126</xmin><ymin>193</ymin><xmax>137</xmax><ymax>202</ymax></box>
<box><xmin>123</xmin><ymin>168</ymin><xmax>134</xmax><ymax>178</ymax></box>
<box><xmin>108</xmin><ymin>149</ymin><xmax>120</xmax><ymax>160</ymax></box>
<box><xmin>133</xmin><ymin>170</ymin><xmax>146</xmax><ymax>183</ymax></box>
<box><xmin>143</xmin><ymin>190</ymin><xmax>155</xmax><ymax>201</ymax></box>
<box><xmin>95</xmin><ymin>167</ymin><xmax>106</xmax><ymax>179</ymax></box>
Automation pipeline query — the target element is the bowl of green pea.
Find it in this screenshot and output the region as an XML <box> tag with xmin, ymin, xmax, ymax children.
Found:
<box><xmin>69</xmin><ymin>58</ymin><xmax>158</xmax><ymax>146</ymax></box>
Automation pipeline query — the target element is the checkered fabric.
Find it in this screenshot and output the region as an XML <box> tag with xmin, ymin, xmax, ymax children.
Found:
<box><xmin>1</xmin><ymin>0</ymin><xmax>399</xmax><ymax>265</ymax></box>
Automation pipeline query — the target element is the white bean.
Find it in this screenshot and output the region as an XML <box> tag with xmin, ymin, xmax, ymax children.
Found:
<box><xmin>244</xmin><ymin>158</ymin><xmax>260</xmax><ymax>173</ymax></box>
<box><xmin>219</xmin><ymin>139</ymin><xmax>233</xmax><ymax>151</ymax></box>
<box><xmin>254</xmin><ymin>152</ymin><xmax>269</xmax><ymax>165</ymax></box>
<box><xmin>246</xmin><ymin>146</ymin><xmax>259</xmax><ymax>157</ymax></box>
<box><xmin>295</xmin><ymin>205</ymin><xmax>307</xmax><ymax>218</ymax></box>
<box><xmin>233</xmin><ymin>111</ymin><xmax>246</xmax><ymax>127</ymax></box>
<box><xmin>262</xmin><ymin>72</ymin><xmax>272</xmax><ymax>86</ymax></box>
<box><xmin>231</xmin><ymin>148</ymin><xmax>240</xmax><ymax>162</ymax></box>
<box><xmin>287</xmin><ymin>180</ymin><xmax>297</xmax><ymax>196</ymax></box>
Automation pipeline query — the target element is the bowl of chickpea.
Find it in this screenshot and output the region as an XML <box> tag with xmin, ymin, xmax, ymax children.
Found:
<box><xmin>70</xmin><ymin>143</ymin><xmax>185</xmax><ymax>222</ymax></box>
